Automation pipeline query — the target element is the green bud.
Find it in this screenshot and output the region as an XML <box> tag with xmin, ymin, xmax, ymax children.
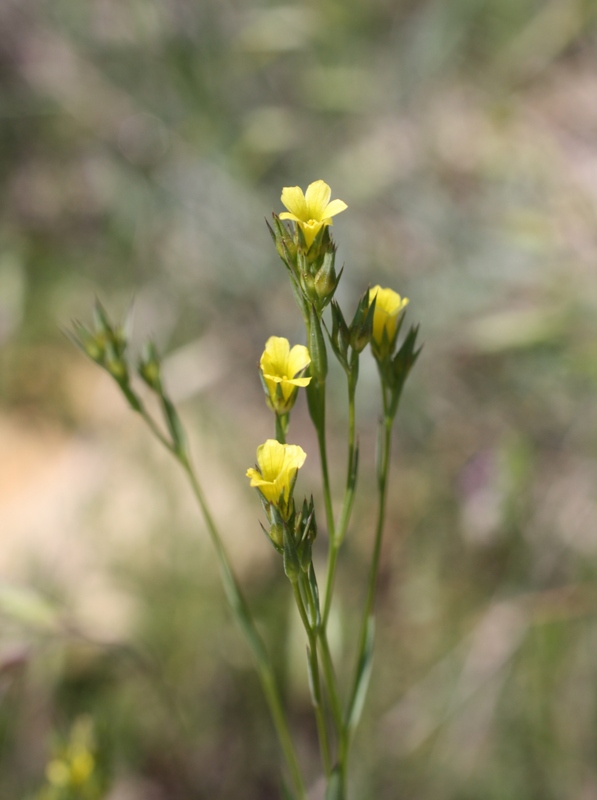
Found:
<box><xmin>282</xmin><ymin>524</ymin><xmax>301</xmax><ymax>583</ymax></box>
<box><xmin>269</xmin><ymin>214</ymin><xmax>298</xmax><ymax>271</ymax></box>
<box><xmin>138</xmin><ymin>342</ymin><xmax>162</xmax><ymax>391</ymax></box>
<box><xmin>388</xmin><ymin>323</ymin><xmax>422</xmax><ymax>417</ymax></box>
<box><xmin>329</xmin><ymin>300</ymin><xmax>350</xmax><ymax>369</ymax></box>
<box><xmin>296</xmin><ymin>497</ymin><xmax>317</xmax><ymax>571</ymax></box>
<box><xmin>300</xmin><ymin>270</ymin><xmax>316</xmax><ymax>303</ymax></box>
<box><xmin>350</xmin><ymin>289</ymin><xmax>376</xmax><ymax>354</ymax></box>
<box><xmin>313</xmin><ymin>246</ymin><xmax>341</xmax><ymax>307</ymax></box>
<box><xmin>104</xmin><ymin>341</ymin><xmax>128</xmax><ymax>383</ymax></box>
<box><xmin>269</xmin><ymin>523</ymin><xmax>284</xmax><ymax>550</ymax></box>
<box><xmin>84</xmin><ymin>339</ymin><xmax>104</xmax><ymax>363</ymax></box>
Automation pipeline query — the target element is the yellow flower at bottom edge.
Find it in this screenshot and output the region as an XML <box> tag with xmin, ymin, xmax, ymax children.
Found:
<box><xmin>369</xmin><ymin>285</ymin><xmax>409</xmax><ymax>357</ymax></box>
<box><xmin>260</xmin><ymin>336</ymin><xmax>311</xmax><ymax>414</ymax></box>
<box><xmin>280</xmin><ymin>179</ymin><xmax>347</xmax><ymax>249</ymax></box>
<box><xmin>246</xmin><ymin>439</ymin><xmax>307</xmax><ymax>507</ymax></box>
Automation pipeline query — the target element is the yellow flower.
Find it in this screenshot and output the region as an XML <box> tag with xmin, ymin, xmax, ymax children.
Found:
<box><xmin>246</xmin><ymin>439</ymin><xmax>306</xmax><ymax>508</ymax></box>
<box><xmin>369</xmin><ymin>285</ymin><xmax>409</xmax><ymax>358</ymax></box>
<box><xmin>69</xmin><ymin>749</ymin><xmax>95</xmax><ymax>786</ymax></box>
<box><xmin>260</xmin><ymin>336</ymin><xmax>311</xmax><ymax>414</ymax></box>
<box><xmin>46</xmin><ymin>760</ymin><xmax>70</xmax><ymax>788</ymax></box>
<box><xmin>280</xmin><ymin>179</ymin><xmax>347</xmax><ymax>249</ymax></box>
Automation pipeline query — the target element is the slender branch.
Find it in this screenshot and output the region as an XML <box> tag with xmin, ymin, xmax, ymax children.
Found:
<box><xmin>322</xmin><ymin>377</ymin><xmax>357</xmax><ymax>626</ymax></box>
<box><xmin>315</xmin><ymin>383</ymin><xmax>336</xmax><ymax>545</ymax></box>
<box><xmin>346</xmin><ymin>387</ymin><xmax>393</xmax><ymax>749</ymax></box>
<box><xmin>293</xmin><ymin>580</ymin><xmax>332</xmax><ymax>777</ymax></box>
<box><xmin>275</xmin><ymin>413</ymin><xmax>287</xmax><ymax>444</ymax></box>
<box><xmin>135</xmin><ymin>401</ymin><xmax>306</xmax><ymax>800</ymax></box>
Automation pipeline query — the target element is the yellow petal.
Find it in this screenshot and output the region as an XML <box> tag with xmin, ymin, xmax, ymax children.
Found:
<box><xmin>281</xmin><ymin>186</ymin><xmax>308</xmax><ymax>220</ymax></box>
<box><xmin>247</xmin><ymin>440</ymin><xmax>306</xmax><ymax>506</ymax></box>
<box><xmin>257</xmin><ymin>439</ymin><xmax>287</xmax><ymax>481</ymax></box>
<box><xmin>261</xmin><ymin>336</ymin><xmax>291</xmax><ymax>375</ymax></box>
<box><xmin>287</xmin><ymin>344</ymin><xmax>311</xmax><ymax>377</ymax></box>
<box><xmin>305</xmin><ymin>180</ymin><xmax>331</xmax><ymax>220</ymax></box>
<box><xmin>369</xmin><ymin>286</ymin><xmax>409</xmax><ymax>348</ymax></box>
<box><xmin>286</xmin><ymin>376</ymin><xmax>310</xmax><ymax>387</ymax></box>
<box><xmin>300</xmin><ymin>219</ymin><xmax>324</xmax><ymax>249</ymax></box>
<box><xmin>246</xmin><ymin>468</ymin><xmax>281</xmax><ymax>503</ymax></box>
<box><xmin>322</xmin><ymin>198</ymin><xmax>348</xmax><ymax>218</ymax></box>
<box><xmin>280</xmin><ymin>443</ymin><xmax>307</xmax><ymax>476</ymax></box>
<box><xmin>370</xmin><ymin>286</ymin><xmax>408</xmax><ymax>316</ymax></box>
<box><xmin>279</xmin><ymin>212</ymin><xmax>302</xmax><ymax>223</ymax></box>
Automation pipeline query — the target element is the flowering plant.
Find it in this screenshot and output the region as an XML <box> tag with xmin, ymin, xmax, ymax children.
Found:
<box><xmin>71</xmin><ymin>179</ymin><xmax>420</xmax><ymax>799</ymax></box>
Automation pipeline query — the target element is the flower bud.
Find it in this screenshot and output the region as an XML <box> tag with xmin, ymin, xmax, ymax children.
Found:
<box><xmin>369</xmin><ymin>285</ymin><xmax>409</xmax><ymax>362</ymax></box>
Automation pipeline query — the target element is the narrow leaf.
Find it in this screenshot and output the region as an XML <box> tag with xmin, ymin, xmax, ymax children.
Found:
<box><xmin>325</xmin><ymin>768</ymin><xmax>344</xmax><ymax>800</ymax></box>
<box><xmin>305</xmin><ymin>644</ymin><xmax>319</xmax><ymax>708</ymax></box>
<box><xmin>347</xmin><ymin>616</ymin><xmax>375</xmax><ymax>736</ymax></box>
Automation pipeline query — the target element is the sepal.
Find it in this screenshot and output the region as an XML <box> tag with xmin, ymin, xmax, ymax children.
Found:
<box><xmin>388</xmin><ymin>323</ymin><xmax>422</xmax><ymax>418</ymax></box>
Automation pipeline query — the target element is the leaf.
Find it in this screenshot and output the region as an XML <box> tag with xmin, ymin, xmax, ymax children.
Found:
<box><xmin>325</xmin><ymin>767</ymin><xmax>344</xmax><ymax>800</ymax></box>
<box><xmin>307</xmin><ymin>563</ymin><xmax>321</xmax><ymax>629</ymax></box>
<box><xmin>161</xmin><ymin>396</ymin><xmax>187</xmax><ymax>455</ymax></box>
<box><xmin>347</xmin><ymin>616</ymin><xmax>375</xmax><ymax>736</ymax></box>
<box><xmin>305</xmin><ymin>644</ymin><xmax>319</xmax><ymax>708</ymax></box>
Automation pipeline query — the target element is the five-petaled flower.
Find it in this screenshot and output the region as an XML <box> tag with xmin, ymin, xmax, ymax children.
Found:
<box><xmin>280</xmin><ymin>179</ymin><xmax>347</xmax><ymax>250</ymax></box>
<box><xmin>369</xmin><ymin>285</ymin><xmax>409</xmax><ymax>360</ymax></box>
<box><xmin>246</xmin><ymin>439</ymin><xmax>307</xmax><ymax>513</ymax></box>
<box><xmin>260</xmin><ymin>336</ymin><xmax>311</xmax><ymax>415</ymax></box>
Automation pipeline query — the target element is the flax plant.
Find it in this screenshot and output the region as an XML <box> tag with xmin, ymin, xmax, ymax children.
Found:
<box><xmin>71</xmin><ymin>180</ymin><xmax>420</xmax><ymax>800</ymax></box>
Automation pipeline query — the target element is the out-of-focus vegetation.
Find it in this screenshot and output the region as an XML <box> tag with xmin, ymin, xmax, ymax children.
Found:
<box><xmin>2</xmin><ymin>0</ymin><xmax>597</xmax><ymax>797</ymax></box>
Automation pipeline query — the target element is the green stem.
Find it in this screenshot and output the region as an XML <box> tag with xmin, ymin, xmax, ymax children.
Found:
<box><xmin>318</xmin><ymin>629</ymin><xmax>347</xmax><ymax>795</ymax></box>
<box><xmin>346</xmin><ymin>390</ymin><xmax>393</xmax><ymax>750</ymax></box>
<box><xmin>275</xmin><ymin>413</ymin><xmax>288</xmax><ymax>444</ymax></box>
<box><xmin>316</xmin><ymin>377</ymin><xmax>358</xmax><ymax>796</ymax></box>
<box><xmin>181</xmin><ymin>458</ymin><xmax>306</xmax><ymax>799</ymax></box>
<box><xmin>315</xmin><ymin>382</ymin><xmax>336</xmax><ymax>545</ymax></box>
<box><xmin>293</xmin><ymin>580</ymin><xmax>332</xmax><ymax>777</ymax></box>
<box><xmin>322</xmin><ymin>378</ymin><xmax>357</xmax><ymax>626</ymax></box>
<box><xmin>135</xmin><ymin>399</ymin><xmax>306</xmax><ymax>800</ymax></box>
<box><xmin>139</xmin><ymin>406</ymin><xmax>176</xmax><ymax>454</ymax></box>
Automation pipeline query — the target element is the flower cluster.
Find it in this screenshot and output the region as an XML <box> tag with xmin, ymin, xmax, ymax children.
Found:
<box><xmin>71</xmin><ymin>177</ymin><xmax>421</xmax><ymax>800</ymax></box>
<box><xmin>247</xmin><ymin>181</ymin><xmax>419</xmax><ymax>570</ymax></box>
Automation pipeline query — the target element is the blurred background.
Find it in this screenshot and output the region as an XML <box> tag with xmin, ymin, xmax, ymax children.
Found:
<box><xmin>2</xmin><ymin>0</ymin><xmax>597</xmax><ymax>797</ymax></box>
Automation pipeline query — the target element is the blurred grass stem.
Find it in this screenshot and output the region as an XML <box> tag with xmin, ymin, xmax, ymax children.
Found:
<box><xmin>136</xmin><ymin>400</ymin><xmax>307</xmax><ymax>800</ymax></box>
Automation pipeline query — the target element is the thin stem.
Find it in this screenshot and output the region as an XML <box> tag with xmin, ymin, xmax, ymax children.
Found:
<box><xmin>293</xmin><ymin>580</ymin><xmax>332</xmax><ymax>777</ymax></box>
<box><xmin>346</xmin><ymin>388</ymin><xmax>393</xmax><ymax>749</ymax></box>
<box><xmin>181</xmin><ymin>458</ymin><xmax>306</xmax><ymax>799</ymax></box>
<box><xmin>275</xmin><ymin>413</ymin><xmax>287</xmax><ymax>444</ymax></box>
<box><xmin>135</xmin><ymin>399</ymin><xmax>306</xmax><ymax>800</ymax></box>
<box><xmin>138</xmin><ymin>406</ymin><xmax>176</xmax><ymax>454</ymax></box>
<box><xmin>315</xmin><ymin>383</ymin><xmax>336</xmax><ymax>544</ymax></box>
<box><xmin>322</xmin><ymin>377</ymin><xmax>357</xmax><ymax>626</ymax></box>
<box><xmin>318</xmin><ymin>629</ymin><xmax>346</xmax><ymax>754</ymax></box>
